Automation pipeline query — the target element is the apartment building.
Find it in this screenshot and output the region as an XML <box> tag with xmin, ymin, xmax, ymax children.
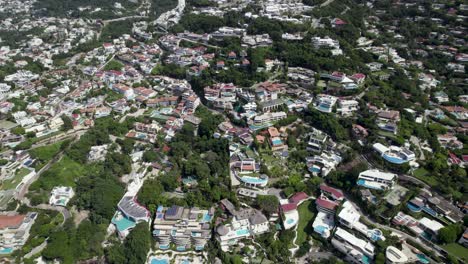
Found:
<box><xmin>153</xmin><ymin>205</ymin><xmax>213</xmax><ymax>251</ymax></box>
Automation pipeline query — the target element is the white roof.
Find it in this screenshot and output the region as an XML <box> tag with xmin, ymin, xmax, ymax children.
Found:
<box><xmin>419</xmin><ymin>217</ymin><xmax>444</xmax><ymax>232</ymax></box>
<box><xmin>359</xmin><ymin>169</ymin><xmax>396</xmax><ymax>181</ymax></box>
<box><xmin>338</xmin><ymin>201</ymin><xmax>360</xmax><ymax>225</ymax></box>
<box><xmin>386</xmin><ymin>246</ymin><xmax>409</xmax><ymax>263</ymax></box>
<box><xmin>373</xmin><ymin>143</ymin><xmax>389</xmax><ymax>154</ymax></box>
<box><xmin>335</xmin><ymin>228</ymin><xmax>374</xmax><ymax>254</ymax></box>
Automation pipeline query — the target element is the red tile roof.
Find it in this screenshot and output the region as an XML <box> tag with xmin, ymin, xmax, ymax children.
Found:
<box><xmin>289</xmin><ymin>192</ymin><xmax>308</xmax><ymax>204</ymax></box>
<box><xmin>0</xmin><ymin>215</ymin><xmax>26</xmax><ymax>229</ymax></box>
<box><xmin>315</xmin><ymin>198</ymin><xmax>338</xmax><ymax>211</ymax></box>
<box><xmin>281</xmin><ymin>203</ymin><xmax>297</xmax><ymax>212</ymax></box>
<box><xmin>320</xmin><ymin>184</ymin><xmax>344</xmax><ymax>200</ymax></box>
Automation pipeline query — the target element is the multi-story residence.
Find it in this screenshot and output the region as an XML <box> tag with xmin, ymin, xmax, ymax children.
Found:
<box><xmin>0</xmin><ymin>212</ymin><xmax>37</xmax><ymax>252</ymax></box>
<box><xmin>376</xmin><ymin>110</ymin><xmax>400</xmax><ymax>135</ymax></box>
<box><xmin>252</xmin><ymin>112</ymin><xmax>287</xmax><ymax>126</ymax></box>
<box><xmin>153</xmin><ymin>205</ymin><xmax>213</xmax><ymax>251</ymax></box>
<box><xmin>357</xmin><ymin>169</ymin><xmax>397</xmax><ymax>191</ymax></box>
<box><xmin>331</xmin><ymin>227</ymin><xmax>375</xmax><ymax>264</ymax></box>
<box><xmin>306</xmin><ymin>152</ymin><xmax>342</xmax><ymax>177</ymax></box>
<box><xmin>216</xmin><ymin>200</ymin><xmax>269</xmax><ymax>251</ymax></box>
<box><xmin>373</xmin><ymin>143</ymin><xmax>416</xmax><ymax>165</ymax></box>
<box><xmin>315</xmin><ymin>95</ymin><xmax>338</xmax><ymax>113</ymax></box>
<box><xmin>49</xmin><ymin>186</ymin><xmax>74</xmax><ymax>206</ymax></box>
<box><xmin>307</xmin><ymin>128</ymin><xmax>329</xmax><ymax>152</ymax></box>
<box><xmin>311</xmin><ymin>36</ymin><xmax>340</xmax><ymax>49</ymax></box>
<box><xmin>112</xmin><ymin>196</ymin><xmax>150</xmax><ymax>238</ymax></box>
<box><xmin>338</xmin><ymin>99</ymin><xmax>359</xmax><ymax>116</ymax></box>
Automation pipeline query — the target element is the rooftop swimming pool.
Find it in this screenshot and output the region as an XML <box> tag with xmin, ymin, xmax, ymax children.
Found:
<box><xmin>112</xmin><ymin>213</ymin><xmax>136</xmax><ymax>232</ymax></box>
<box><xmin>0</xmin><ymin>247</ymin><xmax>13</xmax><ymax>254</ymax></box>
<box><xmin>236</xmin><ymin>229</ymin><xmax>250</xmax><ymax>236</ymax></box>
<box><xmin>151</xmin><ymin>258</ymin><xmax>169</xmax><ymax>264</ymax></box>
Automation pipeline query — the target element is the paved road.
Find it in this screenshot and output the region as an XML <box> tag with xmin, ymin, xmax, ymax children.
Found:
<box><xmin>320</xmin><ymin>0</ymin><xmax>335</xmax><ymax>7</ymax></box>
<box><xmin>398</xmin><ymin>174</ymin><xmax>430</xmax><ymax>189</ymax></box>
<box><xmin>24</xmin><ymin>240</ymin><xmax>47</xmax><ymax>259</ymax></box>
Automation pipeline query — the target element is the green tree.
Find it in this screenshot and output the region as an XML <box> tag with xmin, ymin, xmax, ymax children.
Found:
<box><xmin>256</xmin><ymin>195</ymin><xmax>279</xmax><ymax>217</ymax></box>
<box><xmin>61</xmin><ymin>115</ymin><xmax>74</xmax><ymax>131</ymax></box>
<box><xmin>123</xmin><ymin>222</ymin><xmax>151</xmax><ymax>264</ymax></box>
<box><xmin>438</xmin><ymin>224</ymin><xmax>462</xmax><ymax>244</ymax></box>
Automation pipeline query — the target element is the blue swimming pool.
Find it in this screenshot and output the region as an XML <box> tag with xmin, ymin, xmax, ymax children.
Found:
<box><xmin>0</xmin><ymin>247</ymin><xmax>13</xmax><ymax>254</ymax></box>
<box><xmin>272</xmin><ymin>138</ymin><xmax>282</xmax><ymax>145</ymax></box>
<box><xmin>416</xmin><ymin>254</ymin><xmax>429</xmax><ymax>264</ymax></box>
<box><xmin>236</xmin><ymin>229</ymin><xmax>250</xmax><ymax>236</ymax></box>
<box><xmin>286</xmin><ymin>218</ymin><xmax>295</xmax><ymax>224</ymax></box>
<box><xmin>151</xmin><ymin>258</ymin><xmax>169</xmax><ymax>264</ymax></box>
<box><xmin>159</xmin><ymin>245</ymin><xmax>170</xmax><ymax>250</ymax></box>
<box><xmin>357</xmin><ymin>179</ymin><xmax>383</xmax><ymax>190</ymax></box>
<box><xmin>407</xmin><ymin>202</ymin><xmax>422</xmax><ymax>212</ymax></box>
<box><xmin>309</xmin><ymin>166</ymin><xmax>321</xmax><ymax>173</ymax></box>
<box><xmin>422</xmin><ymin>206</ymin><xmax>437</xmax><ymax>217</ymax></box>
<box><xmin>362</xmin><ymin>255</ymin><xmax>371</xmax><ymax>264</ymax></box>
<box><xmin>240</xmin><ymin>176</ymin><xmax>268</xmax><ymax>185</ymax></box>
<box><xmin>316</xmin><ymin>105</ymin><xmax>332</xmax><ymax>112</ymax></box>
<box><xmin>314</xmin><ymin>225</ymin><xmax>327</xmax><ymax>234</ymax></box>
<box><xmin>383</xmin><ymin>154</ymin><xmax>406</xmax><ymax>164</ymax></box>
<box><xmin>195</xmin><ymin>245</ymin><xmax>204</xmax><ymax>251</ymax></box>
<box><xmin>202</xmin><ymin>213</ymin><xmax>212</xmax><ymax>223</ymax></box>
<box><xmin>112</xmin><ymin>214</ymin><xmax>136</xmax><ymax>232</ymax></box>
<box><xmin>176</xmin><ymin>246</ymin><xmax>186</xmax><ymax>251</ymax></box>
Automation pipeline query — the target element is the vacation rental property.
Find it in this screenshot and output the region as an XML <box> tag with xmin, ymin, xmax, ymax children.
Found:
<box><xmin>306</xmin><ymin>152</ymin><xmax>342</xmax><ymax>177</ymax></box>
<box><xmin>357</xmin><ymin>169</ymin><xmax>397</xmax><ymax>190</ymax></box>
<box><xmin>112</xmin><ymin>196</ymin><xmax>150</xmax><ymax>238</ymax></box>
<box><xmin>279</xmin><ymin>192</ymin><xmax>309</xmax><ymax>230</ymax></box>
<box><xmin>338</xmin><ymin>201</ymin><xmax>385</xmax><ymax>242</ymax></box>
<box><xmin>0</xmin><ymin>212</ymin><xmax>37</xmax><ymax>254</ymax></box>
<box><xmin>385</xmin><ymin>246</ymin><xmax>410</xmax><ymax>264</ymax></box>
<box><xmin>315</xmin><ymin>95</ymin><xmax>338</xmax><ymax>113</ymax></box>
<box><xmin>312</xmin><ymin>185</ymin><xmax>343</xmax><ymax>238</ymax></box>
<box><xmin>216</xmin><ymin>199</ymin><xmax>269</xmax><ymax>251</ymax></box>
<box><xmin>373</xmin><ymin>143</ymin><xmax>416</xmax><ymax>164</ymax></box>
<box><xmin>231</xmin><ymin>158</ymin><xmax>268</xmax><ymax>188</ymax></box>
<box><xmin>332</xmin><ymin>227</ymin><xmax>375</xmax><ymax>264</ymax></box>
<box><xmin>49</xmin><ymin>186</ymin><xmax>75</xmax><ymax>206</ymax></box>
<box><xmin>153</xmin><ymin>205</ymin><xmax>213</xmax><ymax>251</ymax></box>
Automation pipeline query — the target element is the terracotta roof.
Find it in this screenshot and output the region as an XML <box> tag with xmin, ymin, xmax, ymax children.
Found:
<box><xmin>315</xmin><ymin>198</ymin><xmax>338</xmax><ymax>210</ymax></box>
<box><xmin>320</xmin><ymin>184</ymin><xmax>344</xmax><ymax>200</ymax></box>
<box><xmin>281</xmin><ymin>203</ymin><xmax>297</xmax><ymax>212</ymax></box>
<box><xmin>289</xmin><ymin>192</ymin><xmax>308</xmax><ymax>204</ymax></box>
<box><xmin>0</xmin><ymin>215</ymin><xmax>26</xmax><ymax>229</ymax></box>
